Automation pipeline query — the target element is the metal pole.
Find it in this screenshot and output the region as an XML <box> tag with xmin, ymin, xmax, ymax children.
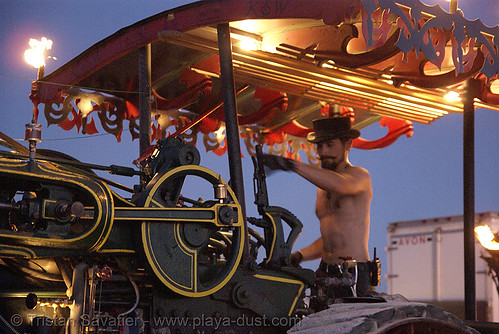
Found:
<box><xmin>463</xmin><ymin>78</ymin><xmax>478</xmax><ymax>321</ymax></box>
<box><xmin>139</xmin><ymin>45</ymin><xmax>151</xmax><ymax>157</ymax></box>
<box><xmin>217</xmin><ymin>23</ymin><xmax>250</xmax><ymax>262</ymax></box>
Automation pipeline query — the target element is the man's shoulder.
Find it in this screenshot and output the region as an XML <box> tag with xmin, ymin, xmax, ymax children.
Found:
<box><xmin>347</xmin><ymin>165</ymin><xmax>370</xmax><ymax>178</ymax></box>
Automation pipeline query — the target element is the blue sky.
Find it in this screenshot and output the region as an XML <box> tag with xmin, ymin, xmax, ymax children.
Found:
<box><xmin>0</xmin><ymin>0</ymin><xmax>497</xmax><ymax>293</ymax></box>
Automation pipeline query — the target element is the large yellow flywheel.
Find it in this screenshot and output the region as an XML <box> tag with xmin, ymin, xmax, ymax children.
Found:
<box><xmin>140</xmin><ymin>165</ymin><xmax>244</xmax><ymax>297</ymax></box>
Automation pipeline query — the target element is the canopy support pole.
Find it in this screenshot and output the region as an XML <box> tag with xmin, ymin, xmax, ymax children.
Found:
<box><xmin>217</xmin><ymin>23</ymin><xmax>250</xmax><ymax>263</ymax></box>
<box><xmin>463</xmin><ymin>78</ymin><xmax>479</xmax><ymax>321</ymax></box>
<box><xmin>139</xmin><ymin>45</ymin><xmax>151</xmax><ymax>157</ymax></box>
<box><xmin>139</xmin><ymin>45</ymin><xmax>152</xmax><ymax>186</ymax></box>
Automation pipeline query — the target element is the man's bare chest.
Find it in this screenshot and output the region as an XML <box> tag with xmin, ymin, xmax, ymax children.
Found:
<box><xmin>315</xmin><ymin>190</ymin><xmax>355</xmax><ymax>218</ymax></box>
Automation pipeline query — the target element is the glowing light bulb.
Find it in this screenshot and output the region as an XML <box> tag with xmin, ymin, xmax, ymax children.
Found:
<box><xmin>77</xmin><ymin>98</ymin><xmax>94</xmax><ymax>115</ymax></box>
<box><xmin>239</xmin><ymin>37</ymin><xmax>260</xmax><ymax>51</ymax></box>
<box><xmin>444</xmin><ymin>91</ymin><xmax>461</xmax><ymax>102</ymax></box>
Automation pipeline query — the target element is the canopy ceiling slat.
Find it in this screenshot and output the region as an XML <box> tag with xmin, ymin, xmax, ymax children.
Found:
<box><xmin>164</xmin><ymin>29</ymin><xmax>464</xmax><ymax>114</ymax></box>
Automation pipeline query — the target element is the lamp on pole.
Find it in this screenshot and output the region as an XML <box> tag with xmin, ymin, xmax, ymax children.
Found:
<box><xmin>24</xmin><ymin>37</ymin><xmax>53</xmax><ymax>167</ymax></box>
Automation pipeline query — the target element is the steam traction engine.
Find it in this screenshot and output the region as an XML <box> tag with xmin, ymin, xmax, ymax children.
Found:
<box><xmin>0</xmin><ymin>137</ymin><xmax>313</xmax><ymax>333</ymax></box>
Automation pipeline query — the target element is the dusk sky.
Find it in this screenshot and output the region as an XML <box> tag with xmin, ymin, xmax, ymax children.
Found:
<box><xmin>0</xmin><ymin>0</ymin><xmax>497</xmax><ymax>293</ymax></box>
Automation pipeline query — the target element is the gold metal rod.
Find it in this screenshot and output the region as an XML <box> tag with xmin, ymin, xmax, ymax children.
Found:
<box><xmin>369</xmin><ymin>106</ymin><xmax>435</xmax><ymax>123</ymax></box>
<box><xmin>234</xmin><ymin>54</ymin><xmax>461</xmax><ymax>113</ymax></box>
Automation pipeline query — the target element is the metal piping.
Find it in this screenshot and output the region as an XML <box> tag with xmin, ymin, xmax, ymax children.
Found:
<box><xmin>463</xmin><ymin>78</ymin><xmax>479</xmax><ymax>321</ymax></box>
<box><xmin>3</xmin><ymin>259</ymin><xmax>64</xmax><ymax>282</ymax></box>
<box><xmin>69</xmin><ymin>263</ymin><xmax>88</xmax><ymax>334</ymax></box>
<box><xmin>217</xmin><ymin>23</ymin><xmax>250</xmax><ymax>263</ymax></box>
<box><xmin>117</xmin><ymin>274</ymin><xmax>140</xmax><ymax>318</ymax></box>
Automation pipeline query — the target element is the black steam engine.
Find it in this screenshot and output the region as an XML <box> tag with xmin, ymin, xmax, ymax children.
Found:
<box><xmin>0</xmin><ymin>135</ymin><xmax>314</xmax><ymax>333</ymax></box>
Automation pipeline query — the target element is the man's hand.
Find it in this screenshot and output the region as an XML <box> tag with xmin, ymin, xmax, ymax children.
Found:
<box><xmin>289</xmin><ymin>251</ymin><xmax>303</xmax><ymax>267</ymax></box>
<box><xmin>261</xmin><ymin>154</ymin><xmax>295</xmax><ymax>171</ymax></box>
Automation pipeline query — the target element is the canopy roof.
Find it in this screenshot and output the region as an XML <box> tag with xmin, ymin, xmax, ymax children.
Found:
<box><xmin>33</xmin><ymin>0</ymin><xmax>498</xmax><ymax>159</ymax></box>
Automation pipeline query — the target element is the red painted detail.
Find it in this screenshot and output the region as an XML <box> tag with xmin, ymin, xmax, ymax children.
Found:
<box><xmin>191</xmin><ymin>55</ymin><xmax>221</xmax><ymax>76</ymax></box>
<box><xmin>285</xmin><ymin>143</ymin><xmax>302</xmax><ymax>160</ymax></box>
<box><xmin>58</xmin><ymin>108</ymin><xmax>99</xmax><ymax>135</ymax></box>
<box><xmin>151</xmin><ymin>123</ymin><xmax>162</xmax><ymax>142</ymax></box>
<box><xmin>352</xmin><ymin>117</ymin><xmax>413</xmax><ymax>150</ymax></box>
<box><xmin>58</xmin><ymin>109</ymin><xmax>80</xmax><ymax>132</ymax></box>
<box><xmin>279</xmin><ymin>120</ymin><xmax>312</xmax><ymax>138</ymax></box>
<box><xmin>198</xmin><ymin>117</ymin><xmax>222</xmax><ymax>134</ymax></box>
<box><xmin>212</xmin><ymin>138</ymin><xmax>228</xmax><ymax>156</ymax></box>
<box><xmin>125</xmin><ymin>100</ymin><xmax>140</xmax><ymax>118</ymax></box>
<box><xmin>263</xmin><ymin>130</ymin><xmax>286</xmax><ymax>146</ymax></box>
<box><xmin>133</xmin><ymin>144</ymin><xmax>156</xmax><ymax>166</ymax></box>
<box><xmin>340</xmin><ymin>106</ymin><xmax>355</xmax><ymax>124</ymax></box>
<box><xmin>83</xmin><ymin>117</ymin><xmax>99</xmax><ymax>136</ymax></box>
<box><xmin>154</xmin><ymin>68</ymin><xmax>212</xmax><ymax>110</ymax></box>
<box><xmin>267</xmin><ymin>115</ymin><xmax>413</xmax><ymax>151</ymax></box>
<box><xmin>320</xmin><ymin>104</ymin><xmax>331</xmax><ymax>117</ymax></box>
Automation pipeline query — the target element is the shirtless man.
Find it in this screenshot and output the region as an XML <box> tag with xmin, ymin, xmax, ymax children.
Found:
<box><xmin>262</xmin><ymin>116</ymin><xmax>374</xmax><ymax>297</ymax></box>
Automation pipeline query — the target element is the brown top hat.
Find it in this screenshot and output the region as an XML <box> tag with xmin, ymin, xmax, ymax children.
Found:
<box><xmin>307</xmin><ymin>117</ymin><xmax>360</xmax><ymax>143</ymax></box>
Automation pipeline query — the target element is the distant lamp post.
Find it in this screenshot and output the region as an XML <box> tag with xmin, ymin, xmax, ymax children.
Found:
<box><xmin>24</xmin><ymin>37</ymin><xmax>54</xmax><ymax>164</ymax></box>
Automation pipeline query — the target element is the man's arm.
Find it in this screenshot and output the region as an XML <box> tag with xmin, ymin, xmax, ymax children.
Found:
<box><xmin>289</xmin><ymin>237</ymin><xmax>323</xmax><ymax>266</ymax></box>
<box><xmin>260</xmin><ymin>154</ymin><xmax>370</xmax><ymax>195</ymax></box>
<box><xmin>298</xmin><ymin>237</ymin><xmax>323</xmax><ymax>261</ymax></box>
<box><xmin>293</xmin><ymin>161</ymin><xmax>370</xmax><ymax>195</ymax></box>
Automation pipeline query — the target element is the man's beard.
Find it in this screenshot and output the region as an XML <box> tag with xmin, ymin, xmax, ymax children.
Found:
<box><xmin>321</xmin><ymin>156</ymin><xmax>344</xmax><ymax>171</ymax></box>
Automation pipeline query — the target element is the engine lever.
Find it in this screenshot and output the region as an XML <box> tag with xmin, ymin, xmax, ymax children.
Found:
<box><xmin>251</xmin><ymin>145</ymin><xmax>303</xmax><ymax>267</ymax></box>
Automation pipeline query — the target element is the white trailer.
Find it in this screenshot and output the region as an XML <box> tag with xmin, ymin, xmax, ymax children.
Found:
<box><xmin>386</xmin><ymin>211</ymin><xmax>499</xmax><ymax>322</ymax></box>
